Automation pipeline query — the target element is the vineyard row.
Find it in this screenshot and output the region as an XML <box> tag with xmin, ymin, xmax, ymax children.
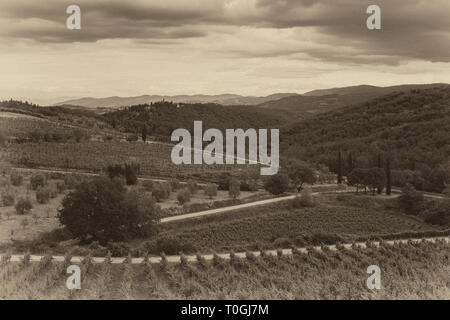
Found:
<box><xmin>1</xmin><ymin>236</ymin><xmax>448</xmax><ymax>266</ymax></box>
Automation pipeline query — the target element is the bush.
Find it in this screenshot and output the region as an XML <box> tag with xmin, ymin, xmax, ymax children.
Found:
<box><xmin>36</xmin><ymin>187</ymin><xmax>51</xmax><ymax>204</ymax></box>
<box><xmin>170</xmin><ymin>178</ymin><xmax>180</xmax><ymax>191</ymax></box>
<box><xmin>56</xmin><ymin>181</ymin><xmax>66</xmax><ymax>193</ymax></box>
<box><xmin>186</xmin><ymin>180</ymin><xmax>198</xmax><ymax>195</ymax></box>
<box><xmin>58</xmin><ymin>177</ymin><xmax>158</xmax><ymax>244</ymax></box>
<box><xmin>306</xmin><ymin>233</ymin><xmax>344</xmax><ymax>246</ymax></box>
<box><xmin>228</xmin><ymin>178</ymin><xmax>240</xmax><ymax>199</ymax></box>
<box><xmin>1</xmin><ymin>191</ymin><xmax>15</xmax><ymax>206</ymax></box>
<box><xmin>15</xmin><ymin>198</ymin><xmax>33</xmax><ymax>215</ymax></box>
<box><xmin>10</xmin><ymin>172</ymin><xmax>23</xmax><ymax>186</ymax></box>
<box><xmin>423</xmin><ymin>200</ymin><xmax>450</xmax><ymax>227</ymax></box>
<box><xmin>126</xmin><ymin>134</ymin><xmax>139</xmax><ymax>142</ymax></box>
<box><xmin>177</xmin><ymin>189</ymin><xmax>191</xmax><ymax>205</ymax></box>
<box><xmin>273</xmin><ymin>237</ymin><xmax>292</xmax><ymax>248</ymax></box>
<box><xmin>152</xmin><ymin>182</ymin><xmax>170</xmax><ymax>202</ymax></box>
<box><xmin>106</xmin><ymin>163</ymin><xmax>139</xmax><ymax>185</ymax></box>
<box><xmin>107</xmin><ymin>242</ymin><xmax>132</xmax><ymax>257</ymax></box>
<box><xmin>205</xmin><ymin>183</ymin><xmax>218</xmax><ymax>199</ymax></box>
<box><xmin>30</xmin><ymin>173</ymin><xmax>46</xmax><ymax>190</ymax></box>
<box><xmin>63</xmin><ymin>175</ymin><xmax>79</xmax><ymax>189</ymax></box>
<box><xmin>398</xmin><ymin>183</ymin><xmax>424</xmax><ymax>215</ymax></box>
<box><xmin>264</xmin><ymin>173</ymin><xmax>289</xmax><ymax>195</ymax></box>
<box><xmin>141</xmin><ymin>180</ymin><xmax>154</xmax><ymax>191</ymax></box>
<box><xmin>124</xmin><ymin>162</ymin><xmax>139</xmax><ymax>185</ymax></box>
<box><xmin>218</xmin><ymin>173</ymin><xmax>231</xmax><ymax>190</ymax></box>
<box><xmin>292</xmin><ymin>188</ymin><xmax>315</xmax><ymax>208</ymax></box>
<box><xmin>155</xmin><ymin>236</ymin><xmax>196</xmax><ymax>255</ymax></box>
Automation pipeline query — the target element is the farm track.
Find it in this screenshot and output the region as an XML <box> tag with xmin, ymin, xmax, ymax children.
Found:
<box><xmin>1</xmin><ymin>236</ymin><xmax>448</xmax><ymax>266</ymax></box>
<box><xmin>160</xmin><ymin>189</ymin><xmax>447</xmax><ymax>223</ymax></box>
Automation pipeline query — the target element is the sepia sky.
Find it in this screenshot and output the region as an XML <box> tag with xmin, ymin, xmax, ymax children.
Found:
<box><xmin>0</xmin><ymin>0</ymin><xmax>449</xmax><ymax>105</ymax></box>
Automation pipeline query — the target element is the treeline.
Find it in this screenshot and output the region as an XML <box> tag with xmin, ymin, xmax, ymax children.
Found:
<box><xmin>282</xmin><ymin>86</ymin><xmax>450</xmax><ymax>193</ymax></box>
<box><xmin>14</xmin><ymin>128</ymin><xmax>91</xmax><ymax>143</ymax></box>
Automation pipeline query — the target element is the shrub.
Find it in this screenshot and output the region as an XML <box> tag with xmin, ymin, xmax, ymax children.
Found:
<box><xmin>264</xmin><ymin>173</ymin><xmax>289</xmax><ymax>195</ymax></box>
<box><xmin>218</xmin><ymin>173</ymin><xmax>231</xmax><ymax>190</ymax></box>
<box><xmin>141</xmin><ymin>180</ymin><xmax>154</xmax><ymax>191</ymax></box>
<box><xmin>186</xmin><ymin>180</ymin><xmax>198</xmax><ymax>195</ymax></box>
<box><xmin>56</xmin><ymin>181</ymin><xmax>66</xmax><ymax>193</ymax></box>
<box><xmin>205</xmin><ymin>183</ymin><xmax>218</xmax><ymax>199</ymax></box>
<box><xmin>63</xmin><ymin>175</ymin><xmax>78</xmax><ymax>189</ymax></box>
<box><xmin>177</xmin><ymin>189</ymin><xmax>191</xmax><ymax>205</ymax></box>
<box><xmin>107</xmin><ymin>242</ymin><xmax>131</xmax><ymax>257</ymax></box>
<box><xmin>398</xmin><ymin>183</ymin><xmax>424</xmax><ymax>215</ymax></box>
<box><xmin>170</xmin><ymin>178</ymin><xmax>180</xmax><ymax>191</ymax></box>
<box><xmin>15</xmin><ymin>198</ymin><xmax>33</xmax><ymax>215</ymax></box>
<box><xmin>58</xmin><ymin>177</ymin><xmax>158</xmax><ymax>244</ymax></box>
<box><xmin>273</xmin><ymin>237</ymin><xmax>292</xmax><ymax>248</ymax></box>
<box><xmin>30</xmin><ymin>173</ymin><xmax>46</xmax><ymax>190</ymax></box>
<box><xmin>292</xmin><ymin>188</ymin><xmax>315</xmax><ymax>208</ymax></box>
<box><xmin>228</xmin><ymin>178</ymin><xmax>240</xmax><ymax>199</ymax></box>
<box><xmin>155</xmin><ymin>236</ymin><xmax>196</xmax><ymax>255</ymax></box>
<box><xmin>124</xmin><ymin>162</ymin><xmax>139</xmax><ymax>185</ymax></box>
<box><xmin>126</xmin><ymin>134</ymin><xmax>139</xmax><ymax>142</ymax></box>
<box><xmin>1</xmin><ymin>191</ymin><xmax>15</xmax><ymax>207</ymax></box>
<box><xmin>36</xmin><ymin>187</ymin><xmax>51</xmax><ymax>204</ymax></box>
<box><xmin>10</xmin><ymin>172</ymin><xmax>23</xmax><ymax>186</ymax></box>
<box><xmin>423</xmin><ymin>200</ymin><xmax>450</xmax><ymax>227</ymax></box>
<box><xmin>152</xmin><ymin>182</ymin><xmax>170</xmax><ymax>202</ymax></box>
<box><xmin>306</xmin><ymin>233</ymin><xmax>344</xmax><ymax>246</ymax></box>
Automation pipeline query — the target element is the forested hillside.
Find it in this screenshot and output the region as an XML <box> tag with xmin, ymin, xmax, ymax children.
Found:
<box><xmin>281</xmin><ymin>86</ymin><xmax>450</xmax><ymax>192</ymax></box>
<box><xmin>104</xmin><ymin>101</ymin><xmax>284</xmax><ymax>137</ymax></box>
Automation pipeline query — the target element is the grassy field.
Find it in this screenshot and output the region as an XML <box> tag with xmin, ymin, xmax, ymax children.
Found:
<box><xmin>0</xmin><ymin>240</ymin><xmax>448</xmax><ymax>299</ymax></box>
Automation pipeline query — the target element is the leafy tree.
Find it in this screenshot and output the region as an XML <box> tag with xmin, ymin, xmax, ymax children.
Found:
<box><xmin>205</xmin><ymin>183</ymin><xmax>218</xmax><ymax>199</ymax></box>
<box><xmin>228</xmin><ymin>178</ymin><xmax>241</xmax><ymax>199</ymax></box>
<box><xmin>124</xmin><ymin>162</ymin><xmax>138</xmax><ymax>185</ymax></box>
<box><xmin>1</xmin><ymin>191</ymin><xmax>15</xmax><ymax>206</ymax></box>
<box><xmin>264</xmin><ymin>173</ymin><xmax>289</xmax><ymax>195</ymax></box>
<box><xmin>398</xmin><ymin>183</ymin><xmax>424</xmax><ymax>215</ymax></box>
<box><xmin>217</xmin><ymin>173</ymin><xmax>231</xmax><ymax>190</ymax></box>
<box><xmin>36</xmin><ymin>187</ymin><xmax>51</xmax><ymax>204</ymax></box>
<box><xmin>10</xmin><ymin>172</ymin><xmax>23</xmax><ymax>186</ymax></box>
<box><xmin>177</xmin><ymin>189</ymin><xmax>191</xmax><ymax>205</ymax></box>
<box><xmin>58</xmin><ymin>177</ymin><xmax>158</xmax><ymax>244</ymax></box>
<box><xmin>30</xmin><ymin>173</ymin><xmax>46</xmax><ymax>190</ymax></box>
<box><xmin>15</xmin><ymin>198</ymin><xmax>32</xmax><ymax>215</ymax></box>
<box><xmin>186</xmin><ymin>180</ymin><xmax>198</xmax><ymax>195</ymax></box>
<box><xmin>287</xmin><ymin>163</ymin><xmax>316</xmax><ymax>192</ymax></box>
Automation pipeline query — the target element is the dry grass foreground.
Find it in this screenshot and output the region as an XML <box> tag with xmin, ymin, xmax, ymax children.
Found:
<box><xmin>0</xmin><ymin>239</ymin><xmax>448</xmax><ymax>300</ymax></box>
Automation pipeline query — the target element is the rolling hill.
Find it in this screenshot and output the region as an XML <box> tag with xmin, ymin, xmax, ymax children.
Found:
<box><xmin>55</xmin><ymin>93</ymin><xmax>298</xmax><ymax>109</ymax></box>
<box><xmin>281</xmin><ymin>85</ymin><xmax>450</xmax><ymax>192</ymax></box>
<box><xmin>258</xmin><ymin>83</ymin><xmax>448</xmax><ymax>119</ymax></box>
<box><xmin>104</xmin><ymin>101</ymin><xmax>285</xmax><ymax>137</ymax></box>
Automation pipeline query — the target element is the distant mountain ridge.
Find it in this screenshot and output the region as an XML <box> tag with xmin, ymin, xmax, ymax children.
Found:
<box><xmin>257</xmin><ymin>83</ymin><xmax>449</xmax><ymax>119</ymax></box>
<box><xmin>55</xmin><ymin>93</ymin><xmax>299</xmax><ymax>108</ymax></box>
<box><xmin>303</xmin><ymin>83</ymin><xmax>448</xmax><ymax>96</ymax></box>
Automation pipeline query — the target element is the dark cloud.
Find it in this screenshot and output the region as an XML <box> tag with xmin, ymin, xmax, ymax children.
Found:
<box><xmin>0</xmin><ymin>0</ymin><xmax>449</xmax><ymax>64</ymax></box>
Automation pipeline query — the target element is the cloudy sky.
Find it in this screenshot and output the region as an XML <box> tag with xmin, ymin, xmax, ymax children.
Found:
<box><xmin>0</xmin><ymin>0</ymin><xmax>449</xmax><ymax>105</ymax></box>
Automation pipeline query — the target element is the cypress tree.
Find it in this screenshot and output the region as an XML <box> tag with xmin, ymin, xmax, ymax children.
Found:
<box><xmin>386</xmin><ymin>157</ymin><xmax>391</xmax><ymax>195</ymax></box>
<box><xmin>142</xmin><ymin>124</ymin><xmax>147</xmax><ymax>142</ymax></box>
<box><xmin>377</xmin><ymin>153</ymin><xmax>383</xmax><ymax>194</ymax></box>
<box><xmin>347</xmin><ymin>152</ymin><xmax>353</xmax><ymax>173</ymax></box>
<box><xmin>337</xmin><ymin>151</ymin><xmax>342</xmax><ymax>184</ymax></box>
